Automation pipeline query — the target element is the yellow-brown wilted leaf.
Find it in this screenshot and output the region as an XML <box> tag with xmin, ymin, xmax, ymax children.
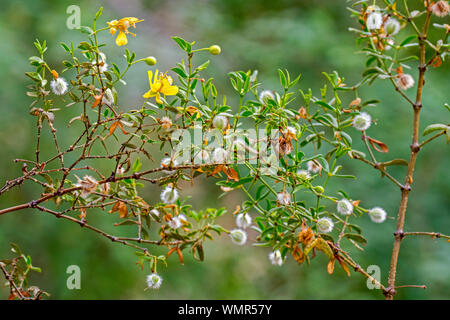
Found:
<box><xmin>225</xmin><ymin>167</ymin><xmax>239</xmax><ymax>182</ymax></box>
<box><xmin>314</xmin><ymin>238</ymin><xmax>334</xmax><ymax>260</ymax></box>
<box><xmin>292</xmin><ymin>245</ymin><xmax>305</xmax><ymax>265</ymax></box>
<box><xmin>91</xmin><ymin>94</ymin><xmax>103</xmax><ymax>109</ymax></box>
<box><xmin>367</xmin><ymin>136</ymin><xmax>389</xmax><ymax>153</ymax></box>
<box><xmin>298</xmin><ymin>220</ymin><xmax>314</xmax><ymax>246</ymax></box>
<box><xmin>108</xmin><ymin>121</ymin><xmax>119</xmax><ymax>136</ymax></box>
<box><xmin>304</xmin><ymin>238</ymin><xmax>318</xmax><ymax>256</ymax></box>
<box><xmin>166</xmin><ymin>247</ymin><xmax>177</xmax><ymax>259</ymax></box>
<box><xmin>116</xmin><ymin>121</ymin><xmax>129</xmax><ymax>135</ymax></box>
<box><xmin>327</xmin><ymin>258</ymin><xmax>335</xmax><ymax>275</ymax></box>
<box><xmin>118</xmin><ymin>202</ymin><xmax>128</xmax><ymax>218</ymax></box>
<box><xmin>109</xmin><ymin>201</ymin><xmax>120</xmax><ymax>214</ymax></box>
<box><xmin>337</xmin><ymin>257</ymin><xmax>351</xmax><ymax>277</ymax></box>
<box><xmin>232</xmin><ymin>205</ymin><xmax>241</xmax><ymax>215</ymax></box>
<box><xmin>349</xmin><ymin>97</ymin><xmax>361</xmax><ymax>107</ymax></box>
<box><xmin>176</xmin><ymin>247</ymin><xmax>184</xmax><ymax>265</ymax></box>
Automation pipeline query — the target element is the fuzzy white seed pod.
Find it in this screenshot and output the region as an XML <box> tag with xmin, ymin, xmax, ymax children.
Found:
<box><xmin>102</xmin><ymin>88</ymin><xmax>114</xmax><ymax>106</ymax></box>
<box><xmin>269</xmin><ymin>250</ymin><xmax>283</xmax><ymax>266</ymax></box>
<box><xmin>296</xmin><ymin>169</ymin><xmax>311</xmax><ymax>180</ymax></box>
<box><xmin>368</xmin><ymin>207</ymin><xmax>387</xmax><ymax>223</ymax></box>
<box><xmin>50</xmin><ymin>77</ymin><xmax>68</xmax><ymax>95</ymax></box>
<box><xmin>212</xmin><ymin>115</ymin><xmax>228</xmax><ymax>130</ymax></box>
<box><xmin>317</xmin><ymin>217</ymin><xmax>334</xmax><ymax>233</ymax></box>
<box><xmin>150</xmin><ymin>209</ymin><xmax>160</xmax><ymax>217</ymax></box>
<box><xmin>277</xmin><ymin>191</ymin><xmax>291</xmax><ymax>206</ymax></box>
<box><xmin>212</xmin><ymin>147</ymin><xmax>229</xmax><ymax>163</ymax></box>
<box><xmin>431</xmin><ymin>1</ymin><xmax>450</xmax><ymax>17</ymax></box>
<box><xmin>161</xmin><ymin>157</ymin><xmax>178</xmax><ymax>174</ymax></box>
<box><xmin>385</xmin><ymin>18</ymin><xmax>401</xmax><ymax>35</ymax></box>
<box><xmin>229</xmin><ymin>229</ymin><xmax>247</xmax><ymax>246</ymax></box>
<box><xmin>146</xmin><ymin>273</ymin><xmax>162</xmax><ymax>289</ymax></box>
<box><xmin>160</xmin><ymin>186</ymin><xmax>179</xmax><ymax>204</ymax></box>
<box><xmin>168</xmin><ymin>216</ymin><xmax>182</xmax><ymax>229</ymax></box>
<box><xmin>337</xmin><ymin>199</ymin><xmax>353</xmax><ymax>215</ymax></box>
<box><xmin>396</xmin><ymin>73</ymin><xmax>415</xmax><ymax>90</ymax></box>
<box><xmin>259</xmin><ymin>90</ymin><xmax>275</xmax><ymax>104</ymax></box>
<box><xmin>352</xmin><ymin>112</ymin><xmax>372</xmax><ymax>131</ymax></box>
<box><xmin>236</xmin><ymin>213</ymin><xmax>252</xmax><ymax>229</ymax></box>
<box><xmin>366</xmin><ymin>12</ymin><xmax>383</xmax><ymax>30</ymax></box>
<box><xmin>307</xmin><ymin>160</ymin><xmax>322</xmax><ymax>174</ymax></box>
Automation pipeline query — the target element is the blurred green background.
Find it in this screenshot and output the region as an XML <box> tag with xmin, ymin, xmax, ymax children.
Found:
<box><xmin>0</xmin><ymin>0</ymin><xmax>449</xmax><ymax>299</ymax></box>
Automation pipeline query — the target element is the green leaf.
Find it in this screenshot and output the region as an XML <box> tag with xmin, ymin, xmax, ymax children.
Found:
<box><xmin>400</xmin><ymin>35</ymin><xmax>417</xmax><ymax>47</ymax></box>
<box><xmin>343</xmin><ymin>233</ymin><xmax>367</xmax><ymax>245</ymax></box>
<box><xmin>132</xmin><ymin>157</ymin><xmax>142</xmax><ymax>173</ymax></box>
<box><xmin>423</xmin><ymin>123</ymin><xmax>448</xmax><ymax>136</ymax></box>
<box><xmin>94</xmin><ymin>7</ymin><xmax>103</xmax><ymax>20</ymax></box>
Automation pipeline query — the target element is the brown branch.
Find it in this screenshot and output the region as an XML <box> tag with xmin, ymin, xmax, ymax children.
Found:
<box><xmin>385</xmin><ymin>10</ymin><xmax>432</xmax><ymax>300</ymax></box>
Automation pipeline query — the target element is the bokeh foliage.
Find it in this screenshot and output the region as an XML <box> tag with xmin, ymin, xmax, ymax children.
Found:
<box><xmin>0</xmin><ymin>0</ymin><xmax>448</xmax><ymax>299</ymax></box>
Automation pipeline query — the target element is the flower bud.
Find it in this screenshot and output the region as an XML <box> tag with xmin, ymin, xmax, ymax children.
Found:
<box><xmin>212</xmin><ymin>114</ymin><xmax>228</xmax><ymax>130</ymax></box>
<box><xmin>313</xmin><ymin>186</ymin><xmax>325</xmax><ymax>194</ymax></box>
<box><xmin>229</xmin><ymin>229</ymin><xmax>247</xmax><ymax>245</ymax></box>
<box><xmin>236</xmin><ymin>213</ymin><xmax>252</xmax><ymax>229</ymax></box>
<box><xmin>144</xmin><ymin>56</ymin><xmax>157</xmax><ymax>66</ymax></box>
<box><xmin>209</xmin><ymin>45</ymin><xmax>221</xmax><ymax>55</ymax></box>
<box><xmin>385</xmin><ymin>18</ymin><xmax>400</xmax><ymax>35</ymax></box>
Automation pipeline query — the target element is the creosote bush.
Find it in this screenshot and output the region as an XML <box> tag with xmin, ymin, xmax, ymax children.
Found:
<box><xmin>0</xmin><ymin>1</ymin><xmax>449</xmax><ymax>300</ymax></box>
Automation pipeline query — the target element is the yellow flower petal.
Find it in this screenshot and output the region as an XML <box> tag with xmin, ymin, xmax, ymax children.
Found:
<box><xmin>147</xmin><ymin>70</ymin><xmax>153</xmax><ymax>88</ymax></box>
<box><xmin>116</xmin><ymin>31</ymin><xmax>128</xmax><ymax>46</ymax></box>
<box><xmin>155</xmin><ymin>93</ymin><xmax>162</xmax><ymax>104</ymax></box>
<box><xmin>143</xmin><ymin>90</ymin><xmax>156</xmax><ymax>99</ymax></box>
<box><xmin>161</xmin><ymin>85</ymin><xmax>179</xmax><ymax>96</ymax></box>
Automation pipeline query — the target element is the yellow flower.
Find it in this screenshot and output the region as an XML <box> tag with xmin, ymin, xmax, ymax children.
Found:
<box><xmin>143</xmin><ymin>70</ymin><xmax>179</xmax><ymax>104</ymax></box>
<box><xmin>107</xmin><ymin>17</ymin><xmax>143</xmax><ymax>47</ymax></box>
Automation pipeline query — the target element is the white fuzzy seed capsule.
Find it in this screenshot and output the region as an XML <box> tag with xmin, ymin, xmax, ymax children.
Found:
<box><xmin>50</xmin><ymin>77</ymin><xmax>68</xmax><ymax>95</ymax></box>
<box><xmin>146</xmin><ymin>273</ymin><xmax>162</xmax><ymax>289</ymax></box>
<box><xmin>269</xmin><ymin>250</ymin><xmax>283</xmax><ymax>266</ymax></box>
<box><xmin>168</xmin><ymin>216</ymin><xmax>182</xmax><ymax>229</ymax></box>
<box><xmin>102</xmin><ymin>88</ymin><xmax>114</xmax><ymax>106</ymax></box>
<box><xmin>212</xmin><ymin>147</ymin><xmax>229</xmax><ymax>163</ymax></box>
<box><xmin>368</xmin><ymin>207</ymin><xmax>387</xmax><ymax>223</ymax></box>
<box><xmin>212</xmin><ymin>115</ymin><xmax>228</xmax><ymax>130</ymax></box>
<box><xmin>352</xmin><ymin>112</ymin><xmax>372</xmax><ymax>131</ymax></box>
<box><xmin>259</xmin><ymin>90</ymin><xmax>274</xmax><ymax>104</ymax></box>
<box><xmin>236</xmin><ymin>213</ymin><xmax>252</xmax><ymax>229</ymax></box>
<box><xmin>150</xmin><ymin>209</ymin><xmax>160</xmax><ymax>217</ymax></box>
<box><xmin>366</xmin><ymin>12</ymin><xmax>383</xmax><ymax>30</ymax></box>
<box><xmin>337</xmin><ymin>199</ymin><xmax>353</xmax><ymax>216</ymax></box>
<box><xmin>307</xmin><ymin>160</ymin><xmax>322</xmax><ymax>174</ymax></box>
<box><xmin>296</xmin><ymin>169</ymin><xmax>311</xmax><ymax>180</ymax></box>
<box><xmin>317</xmin><ymin>217</ymin><xmax>334</xmax><ymax>233</ymax></box>
<box><xmin>385</xmin><ymin>18</ymin><xmax>401</xmax><ymax>35</ymax></box>
<box><xmin>277</xmin><ymin>191</ymin><xmax>291</xmax><ymax>206</ymax></box>
<box><xmin>431</xmin><ymin>1</ymin><xmax>450</xmax><ymax>17</ymax></box>
<box><xmin>229</xmin><ymin>229</ymin><xmax>247</xmax><ymax>246</ymax></box>
<box><xmin>396</xmin><ymin>73</ymin><xmax>415</xmax><ymax>90</ymax></box>
<box><xmin>160</xmin><ymin>186</ymin><xmax>179</xmax><ymax>204</ymax></box>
